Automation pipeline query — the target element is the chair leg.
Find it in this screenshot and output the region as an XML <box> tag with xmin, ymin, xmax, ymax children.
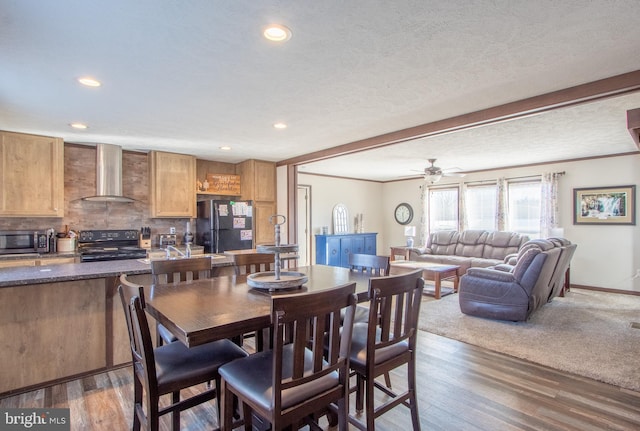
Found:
<box><xmin>355</xmin><ymin>374</ymin><xmax>364</xmax><ymax>413</ymax></box>
<box><xmin>214</xmin><ymin>376</ymin><xmax>222</xmax><ymax>424</ymax></box>
<box><xmin>383</xmin><ymin>371</ymin><xmax>392</xmax><ymax>389</ymax></box>
<box><xmin>172</xmin><ymin>391</ymin><xmax>180</xmax><ymax>431</ymax></box>
<box><xmin>408</xmin><ymin>355</ymin><xmax>421</xmax><ymax>431</ymax></box>
<box><xmin>365</xmin><ymin>377</ymin><xmax>375</xmax><ymax>431</ymax></box>
<box><xmin>221</xmin><ymin>381</ymin><xmax>234</xmax><ymax>431</ymax></box>
<box><xmin>133</xmin><ymin>376</ymin><xmax>143</xmax><ymax>431</ymax></box>
<box><xmin>241</xmin><ymin>402</ymin><xmax>253</xmax><ymax>431</ymax></box>
<box><xmin>337</xmin><ymin>397</ymin><xmax>348</xmax><ymax>431</ymax></box>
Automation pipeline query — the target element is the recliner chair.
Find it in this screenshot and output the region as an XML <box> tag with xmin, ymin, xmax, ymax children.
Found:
<box><xmin>458</xmin><ymin>239</ymin><xmax>561</xmax><ymax>321</ymax></box>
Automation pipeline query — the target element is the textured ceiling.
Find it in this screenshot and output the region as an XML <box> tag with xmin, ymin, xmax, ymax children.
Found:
<box><xmin>1</xmin><ymin>0</ymin><xmax>639</xmax><ymax>181</ymax></box>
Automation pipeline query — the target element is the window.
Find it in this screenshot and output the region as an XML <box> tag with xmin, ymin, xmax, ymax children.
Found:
<box><xmin>428</xmin><ymin>187</ymin><xmax>458</xmax><ymax>231</ymax></box>
<box><xmin>507</xmin><ymin>181</ymin><xmax>541</xmax><ymax>238</ymax></box>
<box><xmin>465</xmin><ymin>184</ymin><xmax>496</xmax><ymax>230</ymax></box>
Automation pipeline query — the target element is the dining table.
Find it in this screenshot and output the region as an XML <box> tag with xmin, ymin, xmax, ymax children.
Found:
<box><xmin>145</xmin><ymin>264</ymin><xmax>373</xmax><ymax>348</ymax></box>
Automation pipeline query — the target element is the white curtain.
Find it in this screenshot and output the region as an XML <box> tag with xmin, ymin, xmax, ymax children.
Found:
<box><xmin>496</xmin><ymin>177</ymin><xmax>507</xmax><ymax>231</ymax></box>
<box><xmin>459</xmin><ymin>182</ymin><xmax>468</xmax><ymax>231</ymax></box>
<box><xmin>420</xmin><ymin>184</ymin><xmax>428</xmax><ymax>246</ymax></box>
<box><xmin>541</xmin><ymin>172</ymin><xmax>560</xmax><ymax>238</ymax></box>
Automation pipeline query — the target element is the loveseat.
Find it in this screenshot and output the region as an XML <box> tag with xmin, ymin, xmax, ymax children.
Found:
<box><xmin>458</xmin><ymin>238</ymin><xmax>576</xmax><ymax>321</ymax></box>
<box><xmin>408</xmin><ymin>230</ymin><xmax>530</xmax><ymax>276</ymax></box>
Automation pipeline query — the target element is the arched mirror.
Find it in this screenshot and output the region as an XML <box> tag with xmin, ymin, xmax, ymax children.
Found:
<box><xmin>333</xmin><ymin>203</ymin><xmax>349</xmax><ymax>234</ymax></box>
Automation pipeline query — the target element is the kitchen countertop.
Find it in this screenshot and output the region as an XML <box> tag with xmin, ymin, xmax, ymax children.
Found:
<box><xmin>0</xmin><ymin>254</ymin><xmax>235</xmax><ymax>288</ymax></box>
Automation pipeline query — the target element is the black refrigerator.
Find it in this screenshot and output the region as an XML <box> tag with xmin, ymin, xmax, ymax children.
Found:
<box><xmin>196</xmin><ymin>200</ymin><xmax>254</xmax><ymax>253</ymax></box>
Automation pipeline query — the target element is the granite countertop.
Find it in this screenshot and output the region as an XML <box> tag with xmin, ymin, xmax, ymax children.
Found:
<box><xmin>0</xmin><ymin>254</ymin><xmax>235</xmax><ymax>288</ymax></box>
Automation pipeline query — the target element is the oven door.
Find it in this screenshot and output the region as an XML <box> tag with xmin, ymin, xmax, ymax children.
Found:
<box><xmin>0</xmin><ymin>231</ymin><xmax>39</xmax><ymax>254</ymax></box>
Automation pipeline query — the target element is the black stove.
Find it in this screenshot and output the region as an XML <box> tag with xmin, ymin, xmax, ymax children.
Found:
<box><xmin>78</xmin><ymin>229</ymin><xmax>147</xmax><ymax>262</ymax></box>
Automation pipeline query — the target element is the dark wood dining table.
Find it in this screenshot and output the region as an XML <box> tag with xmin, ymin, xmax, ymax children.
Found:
<box><xmin>145</xmin><ymin>265</ymin><xmax>373</xmax><ymax>348</ymax></box>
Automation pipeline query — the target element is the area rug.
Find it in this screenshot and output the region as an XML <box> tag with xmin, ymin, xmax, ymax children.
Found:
<box><xmin>418</xmin><ymin>289</ymin><xmax>640</xmax><ymax>392</ymax></box>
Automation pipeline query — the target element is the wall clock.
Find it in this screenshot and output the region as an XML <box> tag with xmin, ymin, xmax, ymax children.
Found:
<box><xmin>394</xmin><ymin>203</ymin><xmax>413</xmax><ymax>225</ymax></box>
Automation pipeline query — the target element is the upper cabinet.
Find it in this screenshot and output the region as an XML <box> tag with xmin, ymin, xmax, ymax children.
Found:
<box><xmin>0</xmin><ymin>131</ymin><xmax>64</xmax><ymax>217</ymax></box>
<box><xmin>149</xmin><ymin>151</ymin><xmax>196</xmax><ymax>218</ymax></box>
<box><xmin>236</xmin><ymin>160</ymin><xmax>276</xmax><ymax>245</ymax></box>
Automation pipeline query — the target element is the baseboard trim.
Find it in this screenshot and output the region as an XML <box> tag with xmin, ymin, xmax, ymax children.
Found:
<box><xmin>570</xmin><ymin>284</ymin><xmax>640</xmax><ymax>296</ymax></box>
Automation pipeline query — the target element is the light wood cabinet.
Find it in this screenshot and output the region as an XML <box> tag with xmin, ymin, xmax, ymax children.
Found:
<box><xmin>236</xmin><ymin>160</ymin><xmax>276</xmax><ymax>245</ymax></box>
<box><xmin>149</xmin><ymin>151</ymin><xmax>196</xmax><ymax>218</ymax></box>
<box><xmin>0</xmin><ymin>131</ymin><xmax>64</xmax><ymax>217</ymax></box>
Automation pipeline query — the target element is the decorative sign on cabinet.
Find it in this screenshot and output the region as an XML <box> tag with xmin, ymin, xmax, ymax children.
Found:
<box><xmin>315</xmin><ymin>233</ymin><xmax>377</xmax><ymax>268</ymax></box>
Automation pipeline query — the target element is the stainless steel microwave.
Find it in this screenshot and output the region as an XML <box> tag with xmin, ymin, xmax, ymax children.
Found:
<box><xmin>0</xmin><ymin>231</ymin><xmax>50</xmax><ymax>254</ymax></box>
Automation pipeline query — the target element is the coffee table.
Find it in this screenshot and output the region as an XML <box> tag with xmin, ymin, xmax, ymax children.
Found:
<box><xmin>390</xmin><ymin>261</ymin><xmax>460</xmax><ymax>299</ymax></box>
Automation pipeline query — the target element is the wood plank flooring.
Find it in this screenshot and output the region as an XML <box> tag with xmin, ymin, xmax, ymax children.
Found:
<box><xmin>2</xmin><ymin>330</ymin><xmax>639</xmax><ymax>430</ymax></box>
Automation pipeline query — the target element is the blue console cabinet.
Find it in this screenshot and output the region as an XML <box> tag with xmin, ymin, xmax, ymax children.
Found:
<box><xmin>315</xmin><ymin>233</ymin><xmax>377</xmax><ymax>268</ymax></box>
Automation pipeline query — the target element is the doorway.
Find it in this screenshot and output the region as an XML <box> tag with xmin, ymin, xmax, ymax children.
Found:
<box><xmin>296</xmin><ymin>185</ymin><xmax>311</xmax><ymax>266</ymax></box>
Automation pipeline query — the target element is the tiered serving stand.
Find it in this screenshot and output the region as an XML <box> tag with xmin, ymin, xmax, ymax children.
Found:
<box><xmin>246</xmin><ymin>215</ymin><xmax>308</xmax><ymax>291</ymax></box>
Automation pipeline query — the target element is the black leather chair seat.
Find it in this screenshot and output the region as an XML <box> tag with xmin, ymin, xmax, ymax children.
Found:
<box><xmin>349</xmin><ymin>323</ymin><xmax>409</xmax><ymax>368</ymax></box>
<box><xmin>219</xmin><ymin>343</ymin><xmax>339</xmax><ymax>411</ymax></box>
<box><xmin>155</xmin><ymin>338</ymin><xmax>248</xmax><ymax>393</ymax></box>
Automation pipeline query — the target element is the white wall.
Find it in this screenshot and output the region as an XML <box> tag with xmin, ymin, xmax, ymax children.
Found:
<box><xmin>281</xmin><ymin>154</ymin><xmax>640</xmax><ymax>292</ymax></box>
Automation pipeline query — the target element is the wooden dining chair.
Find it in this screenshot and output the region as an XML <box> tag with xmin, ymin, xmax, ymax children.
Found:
<box><xmin>218</xmin><ymin>282</ymin><xmax>358</xmax><ymax>431</ymax></box>
<box><xmin>348</xmin><ymin>269</ymin><xmax>424</xmax><ymax>431</ymax></box>
<box><xmin>348</xmin><ymin>253</ymin><xmax>390</xmax><ymax>276</ymax></box>
<box><xmin>233</xmin><ymin>252</ymin><xmax>275</xmax><ymax>276</ymax></box>
<box><xmin>347</xmin><ymin>253</ymin><xmax>394</xmax><ymax>389</ymax></box>
<box><xmin>117</xmin><ymin>274</ymin><xmax>248</xmax><ymax>431</ymax></box>
<box><xmin>151</xmin><ymin>257</ymin><xmax>212</xmax><ymax>346</ymax></box>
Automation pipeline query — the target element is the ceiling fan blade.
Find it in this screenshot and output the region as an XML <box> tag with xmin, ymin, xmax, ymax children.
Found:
<box><xmin>443</xmin><ymin>172</ymin><xmax>466</xmax><ymax>177</ymax></box>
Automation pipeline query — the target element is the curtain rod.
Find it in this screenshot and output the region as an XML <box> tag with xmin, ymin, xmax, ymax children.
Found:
<box><xmin>463</xmin><ymin>171</ymin><xmax>565</xmax><ymax>186</ymax></box>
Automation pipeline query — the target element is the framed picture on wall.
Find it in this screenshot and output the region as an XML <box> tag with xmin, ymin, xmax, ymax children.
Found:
<box><xmin>573</xmin><ymin>185</ymin><xmax>636</xmax><ymax>225</ymax></box>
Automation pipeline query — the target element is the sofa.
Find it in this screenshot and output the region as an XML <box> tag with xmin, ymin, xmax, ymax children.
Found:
<box><xmin>458</xmin><ymin>238</ymin><xmax>576</xmax><ymax>321</ymax></box>
<box><xmin>408</xmin><ymin>230</ymin><xmax>530</xmax><ymax>276</ymax></box>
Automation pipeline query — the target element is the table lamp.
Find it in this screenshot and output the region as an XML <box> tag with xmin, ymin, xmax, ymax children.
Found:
<box><xmin>404</xmin><ymin>225</ymin><xmax>416</xmax><ymax>247</ymax></box>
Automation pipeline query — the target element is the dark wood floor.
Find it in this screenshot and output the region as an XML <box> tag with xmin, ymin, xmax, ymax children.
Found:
<box><xmin>2</xmin><ymin>329</ymin><xmax>639</xmax><ymax>430</ymax></box>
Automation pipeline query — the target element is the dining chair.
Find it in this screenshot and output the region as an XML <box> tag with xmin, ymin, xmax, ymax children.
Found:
<box><xmin>218</xmin><ymin>282</ymin><xmax>358</xmax><ymax>431</ymax></box>
<box><xmin>233</xmin><ymin>252</ymin><xmax>275</xmax><ymax>276</ymax></box>
<box><xmin>348</xmin><ymin>269</ymin><xmax>424</xmax><ymax>431</ymax></box>
<box><xmin>118</xmin><ymin>274</ymin><xmax>248</xmax><ymax>431</ymax></box>
<box><xmin>347</xmin><ymin>253</ymin><xmax>395</xmax><ymax>389</ymax></box>
<box><xmin>151</xmin><ymin>257</ymin><xmax>212</xmax><ymax>346</ymax></box>
<box><xmin>232</xmin><ymin>252</ymin><xmax>276</xmax><ymax>350</ymax></box>
<box><xmin>348</xmin><ymin>253</ymin><xmax>390</xmax><ymax>276</ymax></box>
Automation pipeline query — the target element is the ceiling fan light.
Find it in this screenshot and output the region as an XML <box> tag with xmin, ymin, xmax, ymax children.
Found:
<box><xmin>424</xmin><ymin>173</ymin><xmax>442</xmax><ymax>183</ymax></box>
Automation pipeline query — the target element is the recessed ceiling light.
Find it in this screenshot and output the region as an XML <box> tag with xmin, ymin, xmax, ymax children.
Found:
<box><xmin>219</xmin><ymin>146</ymin><xmax>231</xmax><ymax>151</ymax></box>
<box><xmin>273</xmin><ymin>122</ymin><xmax>287</xmax><ymax>129</ymax></box>
<box><xmin>77</xmin><ymin>77</ymin><xmax>101</xmax><ymax>87</ymax></box>
<box><xmin>70</xmin><ymin>123</ymin><xmax>88</xmax><ymax>129</ymax></box>
<box><xmin>263</xmin><ymin>24</ymin><xmax>292</xmax><ymax>42</ymax></box>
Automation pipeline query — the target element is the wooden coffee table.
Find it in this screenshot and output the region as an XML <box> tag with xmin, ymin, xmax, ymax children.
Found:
<box><xmin>390</xmin><ymin>261</ymin><xmax>460</xmax><ymax>299</ymax></box>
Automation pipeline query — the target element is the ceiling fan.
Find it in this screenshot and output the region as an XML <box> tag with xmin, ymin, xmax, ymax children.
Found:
<box><xmin>421</xmin><ymin>159</ymin><xmax>465</xmax><ymax>184</ymax></box>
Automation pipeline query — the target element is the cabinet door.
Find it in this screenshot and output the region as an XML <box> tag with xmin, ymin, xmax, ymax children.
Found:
<box><xmin>254</xmin><ymin>201</ymin><xmax>276</xmax><ymax>245</ymax></box>
<box><xmin>340</xmin><ymin>237</ymin><xmax>353</xmax><ymax>268</ymax></box>
<box><xmin>0</xmin><ymin>131</ymin><xmax>64</xmax><ymax>217</ymax></box>
<box><xmin>352</xmin><ymin>236</ymin><xmax>365</xmax><ymax>255</ymax></box>
<box><xmin>149</xmin><ymin>151</ymin><xmax>196</xmax><ymax>218</ymax></box>
<box><xmin>254</xmin><ymin>160</ymin><xmax>276</xmax><ymax>201</ymax></box>
<box><xmin>327</xmin><ymin>237</ymin><xmax>342</xmax><ymax>267</ymax></box>
<box><xmin>364</xmin><ymin>234</ymin><xmax>377</xmax><ymax>255</ymax></box>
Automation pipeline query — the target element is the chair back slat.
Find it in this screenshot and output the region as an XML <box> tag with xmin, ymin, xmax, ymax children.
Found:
<box><xmin>234</xmin><ymin>253</ymin><xmax>275</xmax><ymax>275</ymax></box>
<box><xmin>349</xmin><ymin>253</ymin><xmax>390</xmax><ymax>276</ymax></box>
<box><xmin>151</xmin><ymin>257</ymin><xmax>212</xmax><ymax>284</ymax></box>
<box><xmin>270</xmin><ymin>282</ymin><xmax>357</xmax><ymax>412</ymax></box>
<box><xmin>367</xmin><ymin>269</ymin><xmax>424</xmax><ymax>357</ymax></box>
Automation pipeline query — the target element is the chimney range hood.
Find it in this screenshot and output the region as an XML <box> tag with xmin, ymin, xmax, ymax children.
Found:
<box><xmin>82</xmin><ymin>143</ymin><xmax>136</xmax><ymax>203</ymax></box>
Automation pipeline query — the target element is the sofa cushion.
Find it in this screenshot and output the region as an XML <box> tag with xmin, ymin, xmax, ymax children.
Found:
<box><xmin>513</xmin><ymin>248</ymin><xmax>541</xmax><ymax>282</ymax></box>
<box><xmin>454</xmin><ymin>230</ymin><xmax>488</xmax><ymax>258</ymax></box>
<box><xmin>482</xmin><ymin>231</ymin><xmax>528</xmax><ymax>260</ymax></box>
<box><xmin>427</xmin><ymin>231</ymin><xmax>459</xmax><ymax>255</ymax></box>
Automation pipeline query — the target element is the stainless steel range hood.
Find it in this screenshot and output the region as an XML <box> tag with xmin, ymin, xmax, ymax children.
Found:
<box><xmin>82</xmin><ymin>143</ymin><xmax>136</xmax><ymax>203</ymax></box>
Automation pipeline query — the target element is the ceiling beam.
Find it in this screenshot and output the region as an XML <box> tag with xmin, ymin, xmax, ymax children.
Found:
<box><xmin>277</xmin><ymin>69</ymin><xmax>640</xmax><ymax>167</ymax></box>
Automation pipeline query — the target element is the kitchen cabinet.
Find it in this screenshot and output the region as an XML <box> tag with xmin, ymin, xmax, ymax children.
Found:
<box><xmin>149</xmin><ymin>151</ymin><xmax>196</xmax><ymax>218</ymax></box>
<box><xmin>0</xmin><ymin>131</ymin><xmax>64</xmax><ymax>217</ymax></box>
<box><xmin>315</xmin><ymin>233</ymin><xmax>377</xmax><ymax>268</ymax></box>
<box><xmin>235</xmin><ymin>159</ymin><xmax>276</xmax><ymax>245</ymax></box>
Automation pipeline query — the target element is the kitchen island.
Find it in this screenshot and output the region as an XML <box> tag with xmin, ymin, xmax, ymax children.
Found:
<box><xmin>0</xmin><ymin>255</ymin><xmax>234</xmax><ymax>396</ymax></box>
